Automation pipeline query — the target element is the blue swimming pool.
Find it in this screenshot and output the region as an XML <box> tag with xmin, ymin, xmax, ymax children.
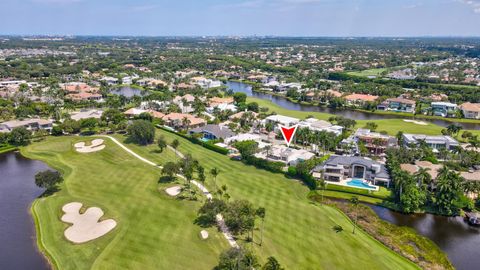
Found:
<box><xmin>200</xmin><ymin>137</ymin><xmax>210</xmax><ymax>142</ymax></box>
<box><xmin>346</xmin><ymin>179</ymin><xmax>376</xmax><ymax>190</ymax></box>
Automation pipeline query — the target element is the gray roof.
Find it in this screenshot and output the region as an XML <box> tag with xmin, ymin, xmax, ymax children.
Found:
<box><xmin>190</xmin><ymin>124</ymin><xmax>235</xmax><ymax>139</ymax></box>
<box><xmin>315</xmin><ymin>155</ymin><xmax>390</xmax><ymax>179</ymax></box>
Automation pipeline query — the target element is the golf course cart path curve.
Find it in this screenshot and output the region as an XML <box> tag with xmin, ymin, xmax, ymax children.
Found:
<box><xmin>100</xmin><ymin>135</ymin><xmax>238</xmax><ymax>248</ymax></box>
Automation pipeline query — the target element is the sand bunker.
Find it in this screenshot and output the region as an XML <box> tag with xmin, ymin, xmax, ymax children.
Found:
<box><xmin>61</xmin><ymin>202</ymin><xmax>116</xmax><ymax>244</ymax></box>
<box><xmin>165</xmin><ymin>186</ymin><xmax>182</xmax><ymax>196</ymax></box>
<box><xmin>403</xmin><ymin>119</ymin><xmax>428</xmax><ymax>126</ymax></box>
<box><xmin>74</xmin><ymin>139</ymin><xmax>105</xmax><ymax>153</ymax></box>
<box><xmin>200</xmin><ymin>230</ymin><xmax>209</xmax><ymax>239</ymax></box>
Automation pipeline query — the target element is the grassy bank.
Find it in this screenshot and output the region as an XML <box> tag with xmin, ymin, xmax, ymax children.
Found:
<box><xmin>249</xmin><ymin>96</ymin><xmax>480</xmax><ymax>137</ymax></box>
<box><xmin>309</xmin><ymin>193</ymin><xmax>453</xmax><ymax>270</ymax></box>
<box><xmin>0</xmin><ymin>144</ymin><xmax>17</xmax><ymax>154</ymax></box>
<box><xmin>22</xmin><ymin>136</ymin><xmax>227</xmax><ymax>270</ymax></box>
<box><xmin>23</xmin><ymin>132</ymin><xmax>420</xmax><ymax>269</ymax></box>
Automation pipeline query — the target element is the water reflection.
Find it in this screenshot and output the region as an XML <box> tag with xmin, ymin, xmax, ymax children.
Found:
<box><xmin>225</xmin><ymin>81</ymin><xmax>480</xmax><ymax>129</ymax></box>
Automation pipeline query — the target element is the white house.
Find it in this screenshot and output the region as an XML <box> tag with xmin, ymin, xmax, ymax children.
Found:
<box><xmin>264</xmin><ymin>115</ymin><xmax>300</xmax><ymax>128</ymax></box>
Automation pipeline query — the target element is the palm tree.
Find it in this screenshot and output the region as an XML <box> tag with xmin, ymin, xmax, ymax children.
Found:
<box><xmin>414</xmin><ymin>167</ymin><xmax>432</xmax><ymax>190</ymax></box>
<box><xmin>157</xmin><ymin>135</ymin><xmax>167</xmax><ymax>153</ymax></box>
<box><xmin>210</xmin><ymin>167</ymin><xmax>220</xmax><ymax>193</ymax></box>
<box><xmin>318</xmin><ymin>180</ymin><xmax>327</xmax><ymax>204</ymax></box>
<box><xmin>256</xmin><ymin>207</ymin><xmax>266</xmax><ymax>246</ymax></box>
<box><xmin>171</xmin><ymin>139</ymin><xmax>180</xmax><ymax>161</ymax></box>
<box><xmin>350</xmin><ymin>196</ymin><xmax>359</xmax><ymax>234</ymax></box>
<box><xmin>468</xmin><ymin>136</ymin><xmax>480</xmax><ymax>151</ymax></box>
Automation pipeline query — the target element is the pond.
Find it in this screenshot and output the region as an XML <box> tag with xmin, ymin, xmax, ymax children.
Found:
<box><xmin>110</xmin><ymin>86</ymin><xmax>148</xmax><ymax>98</ymax></box>
<box><xmin>370</xmin><ymin>204</ymin><xmax>480</xmax><ymax>270</ymax></box>
<box><xmin>0</xmin><ymin>152</ymin><xmax>50</xmax><ymax>270</ymax></box>
<box><xmin>225</xmin><ymin>81</ymin><xmax>480</xmax><ymax>130</ymax></box>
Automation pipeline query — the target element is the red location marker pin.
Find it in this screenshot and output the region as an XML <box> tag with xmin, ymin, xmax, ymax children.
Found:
<box><xmin>280</xmin><ymin>125</ymin><xmax>298</xmax><ymax>147</ymax></box>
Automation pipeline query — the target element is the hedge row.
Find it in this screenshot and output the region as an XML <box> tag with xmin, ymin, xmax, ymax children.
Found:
<box><xmin>157</xmin><ymin>126</ymin><xmax>229</xmax><ymax>155</ymax></box>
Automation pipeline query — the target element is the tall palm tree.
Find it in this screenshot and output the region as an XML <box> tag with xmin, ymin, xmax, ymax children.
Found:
<box><xmin>414</xmin><ymin>167</ymin><xmax>432</xmax><ymax>190</ymax></box>
<box><xmin>350</xmin><ymin>196</ymin><xmax>359</xmax><ymax>234</ymax></box>
<box><xmin>256</xmin><ymin>207</ymin><xmax>266</xmax><ymax>246</ymax></box>
<box><xmin>319</xmin><ymin>180</ymin><xmax>327</xmax><ymax>204</ymax></box>
<box><xmin>210</xmin><ymin>167</ymin><xmax>220</xmax><ymax>193</ymax></box>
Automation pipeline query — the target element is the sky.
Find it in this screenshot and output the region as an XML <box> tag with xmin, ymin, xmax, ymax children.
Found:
<box><xmin>1</xmin><ymin>0</ymin><xmax>480</xmax><ymax>36</ymax></box>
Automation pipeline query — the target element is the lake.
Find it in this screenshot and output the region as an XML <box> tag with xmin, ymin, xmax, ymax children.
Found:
<box><xmin>110</xmin><ymin>86</ymin><xmax>148</xmax><ymax>98</ymax></box>
<box><xmin>0</xmin><ymin>152</ymin><xmax>50</xmax><ymax>270</ymax></box>
<box><xmin>370</xmin><ymin>205</ymin><xmax>480</xmax><ymax>270</ymax></box>
<box><xmin>225</xmin><ymin>81</ymin><xmax>480</xmax><ymax>129</ymax></box>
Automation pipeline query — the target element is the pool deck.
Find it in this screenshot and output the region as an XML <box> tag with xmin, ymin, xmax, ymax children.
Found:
<box><xmin>326</xmin><ymin>179</ymin><xmax>380</xmax><ymax>191</ymax></box>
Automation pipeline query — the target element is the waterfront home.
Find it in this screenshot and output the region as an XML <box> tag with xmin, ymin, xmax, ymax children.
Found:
<box><xmin>61</xmin><ymin>82</ymin><xmax>103</xmax><ymax>102</ymax></box>
<box><xmin>352</xmin><ymin>129</ymin><xmax>397</xmax><ymax>155</ymax></box>
<box><xmin>225</xmin><ymin>133</ymin><xmax>271</xmax><ymax>149</ymax></box>
<box><xmin>264</xmin><ymin>114</ymin><xmax>300</xmax><ymax>128</ymax></box>
<box><xmin>297</xmin><ymin>118</ymin><xmax>343</xmax><ymax>136</ymax></box>
<box><xmin>344</xmin><ymin>93</ymin><xmax>379</xmax><ymax>105</ymax></box>
<box><xmin>189</xmin><ymin>124</ymin><xmax>235</xmax><ymax>141</ymax></box>
<box><xmin>377</xmin><ymin>98</ymin><xmax>416</xmax><ymax>113</ymax></box>
<box><xmin>255</xmin><ymin>145</ymin><xmax>315</xmax><ymax>166</ymax></box>
<box><xmin>136</xmin><ymin>78</ymin><xmax>167</xmax><ymax>88</ymax></box>
<box><xmin>431</xmin><ymin>102</ymin><xmax>457</xmax><ymax>117</ymax></box>
<box><xmin>191</xmin><ymin>76</ymin><xmax>222</xmax><ymax>89</ymax></box>
<box><xmin>312</xmin><ymin>156</ymin><xmax>390</xmax><ymax>187</ymax></box>
<box><xmin>99</xmin><ymin>76</ymin><xmax>118</xmax><ymax>85</ymax></box>
<box><xmin>162</xmin><ymin>113</ymin><xmax>206</xmax><ymax>129</ymax></box>
<box><xmin>401</xmin><ymin>161</ymin><xmax>442</xmax><ymax>180</ymax></box>
<box><xmin>0</xmin><ymin>118</ymin><xmax>53</xmax><ymax>133</ymax></box>
<box><xmin>228</xmin><ymin>111</ymin><xmax>259</xmax><ymax>120</ymax></box>
<box><xmin>459</xmin><ymin>102</ymin><xmax>480</xmax><ymax>119</ymax></box>
<box><xmin>402</xmin><ymin>133</ymin><xmax>459</xmax><ymax>151</ymax></box>
<box><xmin>70</xmin><ymin>109</ymin><xmax>103</xmax><ymax>121</ymax></box>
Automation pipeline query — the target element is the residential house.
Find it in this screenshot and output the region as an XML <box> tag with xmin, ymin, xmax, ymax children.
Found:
<box><xmin>0</xmin><ymin>118</ymin><xmax>53</xmax><ymax>133</ymax></box>
<box><xmin>402</xmin><ymin>133</ymin><xmax>459</xmax><ymax>151</ymax></box>
<box><xmin>255</xmin><ymin>145</ymin><xmax>315</xmax><ymax>166</ymax></box>
<box><xmin>162</xmin><ymin>113</ymin><xmax>206</xmax><ymax>129</ymax></box>
<box><xmin>191</xmin><ymin>76</ymin><xmax>222</xmax><ymax>89</ymax></box>
<box><xmin>431</xmin><ymin>102</ymin><xmax>457</xmax><ymax>117</ymax></box>
<box><xmin>229</xmin><ymin>111</ymin><xmax>259</xmax><ymax>121</ymax></box>
<box><xmin>344</xmin><ymin>93</ymin><xmax>379</xmax><ymax>105</ymax></box>
<box><xmin>459</xmin><ymin>102</ymin><xmax>480</xmax><ymax>119</ymax></box>
<box><xmin>124</xmin><ymin>108</ymin><xmax>165</xmax><ymax>119</ymax></box>
<box><xmin>61</xmin><ymin>82</ymin><xmax>102</xmax><ymax>102</ymax></box>
<box><xmin>377</xmin><ymin>98</ymin><xmax>416</xmax><ymax>113</ymax></box>
<box><xmin>264</xmin><ymin>115</ymin><xmax>300</xmax><ymax>128</ymax></box>
<box><xmin>297</xmin><ymin>118</ymin><xmax>343</xmax><ymax>136</ymax></box>
<box><xmin>312</xmin><ymin>156</ymin><xmax>391</xmax><ymax>187</ymax></box>
<box><xmin>224</xmin><ymin>133</ymin><xmax>269</xmax><ymax>148</ymax></box>
<box><xmin>173</xmin><ymin>94</ymin><xmax>196</xmax><ymax>113</ymax></box>
<box><xmin>70</xmin><ymin>109</ymin><xmax>103</xmax><ymax>121</ymax></box>
<box><xmin>189</xmin><ymin>124</ymin><xmax>235</xmax><ymax>141</ymax></box>
<box><xmin>353</xmin><ymin>129</ymin><xmax>397</xmax><ymax>155</ymax></box>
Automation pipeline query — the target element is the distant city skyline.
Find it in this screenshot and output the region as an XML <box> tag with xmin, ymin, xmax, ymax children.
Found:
<box><xmin>1</xmin><ymin>0</ymin><xmax>480</xmax><ymax>36</ymax></box>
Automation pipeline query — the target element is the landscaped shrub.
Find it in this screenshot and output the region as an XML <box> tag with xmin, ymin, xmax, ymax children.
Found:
<box><xmin>158</xmin><ymin>126</ymin><xmax>229</xmax><ymax>155</ymax></box>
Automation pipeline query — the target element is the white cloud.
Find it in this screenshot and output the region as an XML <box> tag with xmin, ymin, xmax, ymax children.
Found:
<box><xmin>457</xmin><ymin>0</ymin><xmax>480</xmax><ymax>13</ymax></box>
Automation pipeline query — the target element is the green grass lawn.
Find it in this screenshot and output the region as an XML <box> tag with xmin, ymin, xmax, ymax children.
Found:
<box><xmin>23</xmin><ymin>133</ymin><xmax>420</xmax><ymax>270</ymax></box>
<box><xmin>249</xmin><ymin>96</ymin><xmax>449</xmax><ymax>135</ymax></box>
<box><xmin>346</xmin><ymin>68</ymin><xmax>388</xmax><ymax>77</ymax></box>
<box><xmin>23</xmin><ymin>136</ymin><xmax>228</xmax><ymax>270</ymax></box>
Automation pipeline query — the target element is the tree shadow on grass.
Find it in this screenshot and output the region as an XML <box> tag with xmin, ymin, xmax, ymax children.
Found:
<box><xmin>194</xmin><ymin>215</ymin><xmax>217</xmax><ymax>228</ymax></box>
<box><xmin>38</xmin><ymin>186</ymin><xmax>60</xmax><ymax>198</ymax></box>
<box><xmin>158</xmin><ymin>176</ymin><xmax>176</xmax><ymax>183</ymax></box>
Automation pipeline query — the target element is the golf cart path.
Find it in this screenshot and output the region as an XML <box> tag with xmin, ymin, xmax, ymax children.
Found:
<box><xmin>100</xmin><ymin>135</ymin><xmax>238</xmax><ymax>248</ymax></box>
